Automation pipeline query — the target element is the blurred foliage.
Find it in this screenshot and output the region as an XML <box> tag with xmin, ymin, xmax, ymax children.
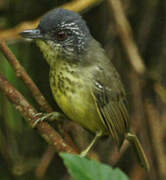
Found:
<box><xmin>0</xmin><ymin>0</ymin><xmax>166</xmax><ymax>180</ymax></box>
<box><xmin>60</xmin><ymin>153</ymin><xmax>129</xmax><ymax>180</ymax></box>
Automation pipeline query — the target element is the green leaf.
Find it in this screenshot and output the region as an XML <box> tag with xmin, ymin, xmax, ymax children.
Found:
<box><xmin>60</xmin><ymin>153</ymin><xmax>129</xmax><ymax>180</ymax></box>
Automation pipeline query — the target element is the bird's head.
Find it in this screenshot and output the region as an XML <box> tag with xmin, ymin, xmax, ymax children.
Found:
<box><xmin>20</xmin><ymin>8</ymin><xmax>92</xmax><ymax>60</ymax></box>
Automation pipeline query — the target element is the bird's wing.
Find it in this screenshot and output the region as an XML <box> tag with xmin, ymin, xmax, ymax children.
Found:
<box><xmin>90</xmin><ymin>66</ymin><xmax>129</xmax><ymax>146</ymax></box>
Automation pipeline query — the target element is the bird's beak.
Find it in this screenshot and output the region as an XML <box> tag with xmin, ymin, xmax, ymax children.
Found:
<box><xmin>20</xmin><ymin>29</ymin><xmax>43</xmax><ymax>39</ymax></box>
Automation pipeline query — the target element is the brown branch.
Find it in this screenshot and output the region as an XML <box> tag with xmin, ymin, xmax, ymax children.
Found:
<box><xmin>0</xmin><ymin>73</ymin><xmax>77</xmax><ymax>154</ymax></box>
<box><xmin>0</xmin><ymin>19</ymin><xmax>39</xmax><ymax>42</ymax></box>
<box><xmin>61</xmin><ymin>0</ymin><xmax>102</xmax><ymax>13</ymax></box>
<box><xmin>0</xmin><ymin>40</ymin><xmax>52</xmax><ymax>113</ymax></box>
<box><xmin>0</xmin><ymin>40</ymin><xmax>78</xmax><ymax>142</ymax></box>
<box><xmin>130</xmin><ymin>164</ymin><xmax>145</xmax><ymax>180</ymax></box>
<box><xmin>136</xmin><ymin>2</ymin><xmax>158</xmax><ymax>53</ymax></box>
<box><xmin>35</xmin><ymin>146</ymin><xmax>56</xmax><ymax>179</ymax></box>
<box><xmin>0</xmin><ymin>0</ymin><xmax>102</xmax><ymax>42</ymax></box>
<box><xmin>145</xmin><ymin>102</ymin><xmax>166</xmax><ymax>179</ymax></box>
<box><xmin>110</xmin><ymin>140</ymin><xmax>130</xmax><ymax>165</ymax></box>
<box><xmin>154</xmin><ymin>83</ymin><xmax>166</xmax><ymax>104</ymax></box>
<box><xmin>0</xmin><ymin>130</ymin><xmax>12</xmax><ymax>166</ymax></box>
<box><xmin>108</xmin><ymin>0</ymin><xmax>146</xmax><ymax>74</ymax></box>
<box><xmin>107</xmin><ymin>0</ymin><xmax>166</xmax><ymax>106</ymax></box>
<box><xmin>0</xmin><ymin>40</ymin><xmax>80</xmax><ymax>176</ymax></box>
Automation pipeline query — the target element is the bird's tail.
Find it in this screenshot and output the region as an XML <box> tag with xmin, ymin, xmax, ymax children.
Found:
<box><xmin>126</xmin><ymin>132</ymin><xmax>150</xmax><ymax>171</ymax></box>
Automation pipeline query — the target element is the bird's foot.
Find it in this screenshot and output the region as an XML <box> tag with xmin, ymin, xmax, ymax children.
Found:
<box><xmin>32</xmin><ymin>112</ymin><xmax>64</xmax><ymax>127</ymax></box>
<box><xmin>80</xmin><ymin>149</ymin><xmax>89</xmax><ymax>157</ymax></box>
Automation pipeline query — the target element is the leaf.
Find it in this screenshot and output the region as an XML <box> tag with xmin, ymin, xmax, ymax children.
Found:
<box><xmin>60</xmin><ymin>153</ymin><xmax>129</xmax><ymax>180</ymax></box>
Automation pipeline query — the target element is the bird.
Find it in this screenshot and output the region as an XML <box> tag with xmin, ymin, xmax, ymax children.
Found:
<box><xmin>20</xmin><ymin>8</ymin><xmax>149</xmax><ymax>170</ymax></box>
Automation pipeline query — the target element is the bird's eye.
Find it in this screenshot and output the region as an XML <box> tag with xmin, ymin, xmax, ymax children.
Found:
<box><xmin>55</xmin><ymin>31</ymin><xmax>67</xmax><ymax>41</ymax></box>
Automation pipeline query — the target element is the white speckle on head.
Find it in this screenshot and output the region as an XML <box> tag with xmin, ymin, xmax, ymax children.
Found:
<box><xmin>55</xmin><ymin>21</ymin><xmax>91</xmax><ymax>58</ymax></box>
<box><xmin>38</xmin><ymin>8</ymin><xmax>92</xmax><ymax>60</ymax></box>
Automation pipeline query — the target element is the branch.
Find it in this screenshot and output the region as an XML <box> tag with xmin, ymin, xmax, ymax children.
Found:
<box><xmin>108</xmin><ymin>0</ymin><xmax>166</xmax><ymax>115</ymax></box>
<box><xmin>0</xmin><ymin>40</ymin><xmax>52</xmax><ymax>113</ymax></box>
<box><xmin>0</xmin><ymin>40</ymin><xmax>78</xmax><ymax>148</ymax></box>
<box><xmin>0</xmin><ymin>40</ymin><xmax>79</xmax><ymax>176</ymax></box>
<box><xmin>0</xmin><ymin>73</ymin><xmax>77</xmax><ymax>154</ymax></box>
<box><xmin>35</xmin><ymin>146</ymin><xmax>56</xmax><ymax>179</ymax></box>
<box><xmin>110</xmin><ymin>140</ymin><xmax>130</xmax><ymax>165</ymax></box>
<box><xmin>145</xmin><ymin>102</ymin><xmax>166</xmax><ymax>179</ymax></box>
<box><xmin>154</xmin><ymin>83</ymin><xmax>166</xmax><ymax>104</ymax></box>
<box><xmin>108</xmin><ymin>0</ymin><xmax>146</xmax><ymax>74</ymax></box>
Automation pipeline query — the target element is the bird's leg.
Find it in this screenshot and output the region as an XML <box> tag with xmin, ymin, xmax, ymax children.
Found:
<box><xmin>80</xmin><ymin>131</ymin><xmax>102</xmax><ymax>157</ymax></box>
<box><xmin>33</xmin><ymin>112</ymin><xmax>65</xmax><ymax>127</ymax></box>
<box><xmin>125</xmin><ymin>132</ymin><xmax>150</xmax><ymax>171</ymax></box>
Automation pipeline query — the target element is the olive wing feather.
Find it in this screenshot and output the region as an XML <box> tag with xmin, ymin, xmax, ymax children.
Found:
<box><xmin>91</xmin><ymin>67</ymin><xmax>129</xmax><ymax>146</ymax></box>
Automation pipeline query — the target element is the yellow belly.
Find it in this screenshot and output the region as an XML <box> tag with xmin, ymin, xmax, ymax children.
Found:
<box><xmin>50</xmin><ymin>70</ymin><xmax>107</xmax><ymax>134</ymax></box>
<box><xmin>55</xmin><ymin>86</ymin><xmax>106</xmax><ymax>133</ymax></box>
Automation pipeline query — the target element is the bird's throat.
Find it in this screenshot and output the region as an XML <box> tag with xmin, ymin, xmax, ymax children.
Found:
<box><xmin>36</xmin><ymin>39</ymin><xmax>81</xmax><ymax>94</ymax></box>
<box><xmin>36</xmin><ymin>40</ymin><xmax>59</xmax><ymax>66</ymax></box>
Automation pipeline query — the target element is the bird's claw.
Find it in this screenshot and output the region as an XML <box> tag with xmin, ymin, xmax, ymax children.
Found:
<box><xmin>32</xmin><ymin>112</ymin><xmax>64</xmax><ymax>127</ymax></box>
<box><xmin>32</xmin><ymin>112</ymin><xmax>46</xmax><ymax>127</ymax></box>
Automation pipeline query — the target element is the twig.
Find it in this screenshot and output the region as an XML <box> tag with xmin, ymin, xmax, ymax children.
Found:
<box><xmin>107</xmin><ymin>0</ymin><xmax>166</xmax><ymax>106</ymax></box>
<box><xmin>130</xmin><ymin>164</ymin><xmax>145</xmax><ymax>180</ymax></box>
<box><xmin>35</xmin><ymin>146</ymin><xmax>56</xmax><ymax>179</ymax></box>
<box><xmin>0</xmin><ymin>19</ymin><xmax>39</xmax><ymax>42</ymax></box>
<box><xmin>0</xmin><ymin>129</ymin><xmax>12</xmax><ymax>166</ymax></box>
<box><xmin>35</xmin><ymin>124</ymin><xmax>79</xmax><ymax>179</ymax></box>
<box><xmin>0</xmin><ymin>73</ymin><xmax>77</xmax><ymax>154</ymax></box>
<box><xmin>136</xmin><ymin>2</ymin><xmax>158</xmax><ymax>53</ymax></box>
<box><xmin>145</xmin><ymin>102</ymin><xmax>166</xmax><ymax>179</ymax></box>
<box><xmin>61</xmin><ymin>0</ymin><xmax>102</xmax><ymax>13</ymax></box>
<box><xmin>0</xmin><ymin>40</ymin><xmax>52</xmax><ymax>113</ymax></box>
<box><xmin>154</xmin><ymin>83</ymin><xmax>166</xmax><ymax>104</ymax></box>
<box><xmin>108</xmin><ymin>0</ymin><xmax>146</xmax><ymax>74</ymax></box>
<box><xmin>110</xmin><ymin>140</ymin><xmax>130</xmax><ymax>165</ymax></box>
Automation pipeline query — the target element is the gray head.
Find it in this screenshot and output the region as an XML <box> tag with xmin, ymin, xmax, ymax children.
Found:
<box><xmin>20</xmin><ymin>8</ymin><xmax>92</xmax><ymax>59</ymax></box>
